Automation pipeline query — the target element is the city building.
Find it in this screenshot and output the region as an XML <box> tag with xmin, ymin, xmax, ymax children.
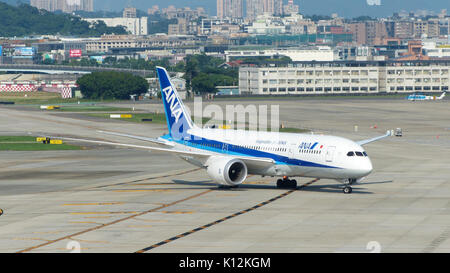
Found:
<box><xmin>123</xmin><ymin>7</ymin><xmax>137</xmax><ymax>18</ymax></box>
<box><xmin>245</xmin><ymin>0</ymin><xmax>283</xmax><ymax>20</ymax></box>
<box><xmin>217</xmin><ymin>0</ymin><xmax>244</xmax><ymax>19</ymax></box>
<box><xmin>162</xmin><ymin>7</ymin><xmax>206</xmax><ymax>20</ymax></box>
<box><xmin>264</xmin><ymin>0</ymin><xmax>283</xmax><ymax>16</ymax></box>
<box><xmin>393</xmin><ymin>21</ymin><xmax>414</xmax><ymax>39</ymax></box>
<box><xmin>246</xmin><ymin>0</ymin><xmax>264</xmax><ymax>21</ymax></box>
<box><xmin>239</xmin><ymin>60</ymin><xmax>450</xmax><ymax>95</ymax></box>
<box><xmin>413</xmin><ymin>19</ymin><xmax>440</xmax><ymax>38</ymax></box>
<box><xmin>345</xmin><ymin>21</ymin><xmax>389</xmax><ymax>45</ymax></box>
<box><xmin>30</xmin><ymin>0</ymin><xmax>93</xmax><ymax>13</ymax></box>
<box><xmin>147</xmin><ymin>5</ymin><xmax>159</xmax><ymax>15</ymax></box>
<box><xmin>225</xmin><ymin>47</ymin><xmax>334</xmax><ymax>62</ymax></box>
<box><xmin>246</xmin><ymin>14</ymin><xmax>285</xmax><ymax>34</ymax></box>
<box><xmin>283</xmin><ymin>0</ymin><xmax>299</xmax><ymax>16</ymax></box>
<box><xmin>84</xmin><ymin>17</ymin><xmax>148</xmax><ymax>36</ymax></box>
<box><xmin>85</xmin><ymin>34</ymin><xmax>202</xmax><ymax>53</ymax></box>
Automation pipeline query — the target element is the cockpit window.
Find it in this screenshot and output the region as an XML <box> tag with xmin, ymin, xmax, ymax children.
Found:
<box><xmin>363</xmin><ymin>151</ymin><xmax>368</xmax><ymax>157</ymax></box>
<box><xmin>347</xmin><ymin>151</ymin><xmax>355</xmax><ymax>156</ymax></box>
<box><xmin>355</xmin><ymin>152</ymin><xmax>364</xmax><ymax>157</ymax></box>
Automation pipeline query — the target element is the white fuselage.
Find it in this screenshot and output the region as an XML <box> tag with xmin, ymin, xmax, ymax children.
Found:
<box><xmin>163</xmin><ymin>128</ymin><xmax>373</xmax><ymax>181</ymax></box>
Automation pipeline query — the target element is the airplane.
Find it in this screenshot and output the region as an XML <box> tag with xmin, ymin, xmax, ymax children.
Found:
<box><xmin>56</xmin><ymin>67</ymin><xmax>392</xmax><ymax>194</ymax></box>
<box><xmin>407</xmin><ymin>91</ymin><xmax>446</xmax><ymax>101</ymax></box>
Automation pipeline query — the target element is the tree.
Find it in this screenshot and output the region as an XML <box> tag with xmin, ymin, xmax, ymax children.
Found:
<box><xmin>183</xmin><ymin>54</ymin><xmax>239</xmax><ymax>94</ymax></box>
<box><xmin>76</xmin><ymin>72</ymin><xmax>149</xmax><ymax>100</ymax></box>
<box><xmin>0</xmin><ymin>2</ymin><xmax>127</xmax><ymax>37</ymax></box>
<box><xmin>191</xmin><ymin>73</ymin><xmax>235</xmax><ymax>94</ymax></box>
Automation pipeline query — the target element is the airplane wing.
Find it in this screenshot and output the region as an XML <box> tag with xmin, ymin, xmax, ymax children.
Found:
<box><xmin>96</xmin><ymin>130</ymin><xmax>174</xmax><ymax>147</ymax></box>
<box><xmin>57</xmin><ymin>136</ymin><xmax>275</xmax><ymax>167</ymax></box>
<box><xmin>357</xmin><ymin>130</ymin><xmax>392</xmax><ymax>146</ymax></box>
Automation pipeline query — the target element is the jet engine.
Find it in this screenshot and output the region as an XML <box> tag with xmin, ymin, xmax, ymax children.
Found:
<box><xmin>206</xmin><ymin>157</ymin><xmax>248</xmax><ymax>186</ymax></box>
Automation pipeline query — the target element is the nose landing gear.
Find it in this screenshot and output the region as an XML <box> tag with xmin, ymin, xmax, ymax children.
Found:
<box><xmin>276</xmin><ymin>176</ymin><xmax>297</xmax><ymax>189</ymax></box>
<box><xmin>342</xmin><ymin>178</ymin><xmax>356</xmax><ymax>194</ymax></box>
<box><xmin>343</xmin><ymin>186</ymin><xmax>353</xmax><ymax>194</ymax></box>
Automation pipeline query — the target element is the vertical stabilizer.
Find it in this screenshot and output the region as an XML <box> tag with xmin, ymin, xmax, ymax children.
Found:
<box><xmin>156</xmin><ymin>66</ymin><xmax>194</xmax><ymax>139</ymax></box>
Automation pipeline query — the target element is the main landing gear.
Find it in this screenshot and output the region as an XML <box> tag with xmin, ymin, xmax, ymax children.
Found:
<box><xmin>276</xmin><ymin>176</ymin><xmax>297</xmax><ymax>189</ymax></box>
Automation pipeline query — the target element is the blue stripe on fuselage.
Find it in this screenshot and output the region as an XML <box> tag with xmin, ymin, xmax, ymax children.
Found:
<box><xmin>160</xmin><ymin>134</ymin><xmax>340</xmax><ymax>169</ymax></box>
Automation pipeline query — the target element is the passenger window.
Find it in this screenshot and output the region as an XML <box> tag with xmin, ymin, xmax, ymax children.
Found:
<box><xmin>355</xmin><ymin>152</ymin><xmax>363</xmax><ymax>157</ymax></box>
<box><xmin>347</xmin><ymin>152</ymin><xmax>355</xmax><ymax>156</ymax></box>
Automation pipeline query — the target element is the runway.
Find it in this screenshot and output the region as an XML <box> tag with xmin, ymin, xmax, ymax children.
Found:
<box><xmin>0</xmin><ymin>98</ymin><xmax>449</xmax><ymax>253</ymax></box>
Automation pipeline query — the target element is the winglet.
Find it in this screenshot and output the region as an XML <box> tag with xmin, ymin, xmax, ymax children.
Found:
<box><xmin>357</xmin><ymin>130</ymin><xmax>392</xmax><ymax>146</ymax></box>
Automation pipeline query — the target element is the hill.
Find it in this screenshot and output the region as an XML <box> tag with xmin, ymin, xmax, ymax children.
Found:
<box><xmin>0</xmin><ymin>2</ymin><xmax>127</xmax><ymax>37</ymax></box>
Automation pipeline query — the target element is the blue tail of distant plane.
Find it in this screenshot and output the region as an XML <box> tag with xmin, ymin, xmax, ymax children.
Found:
<box><xmin>156</xmin><ymin>66</ymin><xmax>194</xmax><ymax>139</ymax></box>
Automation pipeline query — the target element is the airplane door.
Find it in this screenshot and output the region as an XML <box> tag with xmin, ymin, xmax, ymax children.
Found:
<box><xmin>325</xmin><ymin>146</ymin><xmax>336</xmax><ymax>162</ymax></box>
<box><xmin>222</xmin><ymin>143</ymin><xmax>229</xmax><ymax>153</ymax></box>
<box><xmin>289</xmin><ymin>143</ymin><xmax>297</xmax><ymax>158</ymax></box>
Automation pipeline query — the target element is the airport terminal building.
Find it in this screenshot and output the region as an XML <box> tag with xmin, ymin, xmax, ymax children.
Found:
<box><xmin>239</xmin><ymin>60</ymin><xmax>450</xmax><ymax>95</ymax></box>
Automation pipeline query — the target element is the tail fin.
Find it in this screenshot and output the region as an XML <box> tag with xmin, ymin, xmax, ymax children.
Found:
<box><xmin>156</xmin><ymin>66</ymin><xmax>194</xmax><ymax>139</ymax></box>
<box><xmin>438</xmin><ymin>91</ymin><xmax>446</xmax><ymax>100</ymax></box>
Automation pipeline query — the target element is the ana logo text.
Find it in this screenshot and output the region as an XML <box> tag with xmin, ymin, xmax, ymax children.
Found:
<box><xmin>163</xmin><ymin>85</ymin><xmax>183</xmax><ymax>124</ymax></box>
<box><xmin>299</xmin><ymin>142</ymin><xmax>320</xmax><ymax>150</ymax></box>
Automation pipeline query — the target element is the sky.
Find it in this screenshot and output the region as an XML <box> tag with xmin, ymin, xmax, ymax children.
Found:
<box><xmin>92</xmin><ymin>0</ymin><xmax>450</xmax><ymax>18</ymax></box>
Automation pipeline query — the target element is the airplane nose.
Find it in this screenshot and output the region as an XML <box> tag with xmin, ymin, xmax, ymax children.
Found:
<box><xmin>361</xmin><ymin>158</ymin><xmax>373</xmax><ymax>176</ymax></box>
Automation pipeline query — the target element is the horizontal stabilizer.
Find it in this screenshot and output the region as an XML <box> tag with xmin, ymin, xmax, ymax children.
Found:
<box><xmin>97</xmin><ymin>130</ymin><xmax>174</xmax><ymax>147</ymax></box>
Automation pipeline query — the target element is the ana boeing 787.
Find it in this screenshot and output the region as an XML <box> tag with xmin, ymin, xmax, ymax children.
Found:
<box><xmin>59</xmin><ymin>67</ymin><xmax>391</xmax><ymax>194</ymax></box>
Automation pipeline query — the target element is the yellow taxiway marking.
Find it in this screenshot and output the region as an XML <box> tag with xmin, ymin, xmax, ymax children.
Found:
<box><xmin>215</xmin><ymin>193</ymin><xmax>239</xmax><ymax>197</ymax></box>
<box><xmin>69</xmin><ymin>221</ymin><xmax>100</xmax><ymax>224</ymax></box>
<box><xmin>124</xmin><ymin>183</ymin><xmax>175</xmax><ymax>186</ymax></box>
<box><xmin>68</xmin><ymin>238</ymin><xmax>110</xmax><ymax>244</ymax></box>
<box><xmin>161</xmin><ymin>211</ymin><xmax>194</xmax><ymax>214</ymax></box>
<box><xmin>32</xmin><ymin>231</ymin><xmax>62</xmax><ymax>235</ymax></box>
<box><xmin>112</xmin><ymin>189</ymin><xmax>173</xmax><ymax>193</ymax></box>
<box><xmin>136</xmin><ymin>178</ymin><xmax>320</xmax><ymax>253</ymax></box>
<box><xmin>70</xmin><ymin>211</ymin><xmax>139</xmax><ymax>215</ymax></box>
<box><xmin>126</xmin><ymin>225</ymin><xmax>154</xmax><ymax>228</ymax></box>
<box><xmin>13</xmin><ymin>237</ymin><xmax>51</xmax><ymax>242</ymax></box>
<box><xmin>245</xmin><ymin>181</ymin><xmax>270</xmax><ymax>185</ymax></box>
<box><xmin>62</xmin><ymin>202</ymin><xmax>124</xmax><ymax>206</ymax></box>
<box><xmin>17</xmin><ymin>189</ymin><xmax>213</xmax><ymax>253</ymax></box>
<box><xmin>132</xmin><ymin>218</ymin><xmax>168</xmax><ymax>223</ymax></box>
<box><xmin>84</xmin><ymin>216</ymin><xmax>112</xmax><ymax>219</ymax></box>
<box><xmin>57</xmin><ymin>247</ymin><xmax>90</xmax><ymax>251</ymax></box>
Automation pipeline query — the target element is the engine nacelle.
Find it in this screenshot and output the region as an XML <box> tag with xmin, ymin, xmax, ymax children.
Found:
<box><xmin>206</xmin><ymin>157</ymin><xmax>248</xmax><ymax>186</ymax></box>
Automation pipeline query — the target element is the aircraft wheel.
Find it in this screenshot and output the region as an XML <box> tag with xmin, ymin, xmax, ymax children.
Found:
<box><xmin>290</xmin><ymin>180</ymin><xmax>297</xmax><ymax>189</ymax></box>
<box><xmin>343</xmin><ymin>186</ymin><xmax>352</xmax><ymax>194</ymax></box>
<box><xmin>276</xmin><ymin>179</ymin><xmax>282</xmax><ymax>188</ymax></box>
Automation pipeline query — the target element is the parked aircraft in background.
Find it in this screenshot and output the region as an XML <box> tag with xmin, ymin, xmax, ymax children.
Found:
<box><xmin>407</xmin><ymin>92</ymin><xmax>446</xmax><ymax>101</ymax></box>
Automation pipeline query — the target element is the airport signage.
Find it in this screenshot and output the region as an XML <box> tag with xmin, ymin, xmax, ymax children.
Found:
<box><xmin>69</xmin><ymin>49</ymin><xmax>82</xmax><ymax>58</ymax></box>
<box><xmin>90</xmin><ymin>55</ymin><xmax>105</xmax><ymax>64</ymax></box>
<box><xmin>14</xmin><ymin>47</ymin><xmax>35</xmax><ymax>57</ymax></box>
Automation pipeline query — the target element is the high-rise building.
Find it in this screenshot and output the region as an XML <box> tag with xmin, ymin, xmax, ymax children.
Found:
<box><xmin>246</xmin><ymin>0</ymin><xmax>264</xmax><ymax>20</ymax></box>
<box><xmin>264</xmin><ymin>0</ymin><xmax>283</xmax><ymax>16</ymax></box>
<box><xmin>217</xmin><ymin>0</ymin><xmax>243</xmax><ymax>19</ymax></box>
<box><xmin>217</xmin><ymin>0</ymin><xmax>228</xmax><ymax>19</ymax></box>
<box><xmin>123</xmin><ymin>7</ymin><xmax>137</xmax><ymax>18</ymax></box>
<box><xmin>245</xmin><ymin>0</ymin><xmax>283</xmax><ymax>20</ymax></box>
<box><xmin>283</xmin><ymin>0</ymin><xmax>299</xmax><ymax>15</ymax></box>
<box><xmin>231</xmin><ymin>0</ymin><xmax>244</xmax><ymax>18</ymax></box>
<box><xmin>30</xmin><ymin>0</ymin><xmax>93</xmax><ymax>13</ymax></box>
